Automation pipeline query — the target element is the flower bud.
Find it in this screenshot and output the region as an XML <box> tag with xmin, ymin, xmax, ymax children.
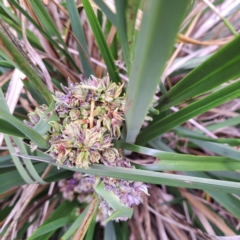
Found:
<box><xmin>35</xmin><ymin>105</ymin><xmax>48</xmax><ymax>116</ymax></box>
<box><xmin>80</xmin><ymin>108</ymin><xmax>89</xmax><ymax>119</ymax></box>
<box><xmin>105</xmin><ymin>83</ymin><xmax>117</xmax><ymax>102</ymax></box>
<box><xmin>93</xmin><ymin>106</ymin><xmax>102</xmax><ymax>117</ymax></box>
<box><xmin>114</xmin><ymin>83</ymin><xmax>124</xmax><ymax>98</ymax></box>
<box><xmin>89</xmin><ymin>151</ymin><xmax>101</xmax><ymax>163</ymax></box>
<box><xmin>55</xmin><ymin>104</ymin><xmax>68</xmax><ymax>118</ymax></box>
<box><xmin>54</xmin><ymin>91</ymin><xmax>70</xmax><ymax>105</ymax></box>
<box><xmin>72</xmin><ymin>86</ymin><xmax>88</xmax><ymax>101</ymax></box>
<box><xmin>49</xmin><ymin>121</ymin><xmax>61</xmax><ymax>133</ymax></box>
<box><xmin>102</xmin><ymin>148</ymin><xmax>118</xmax><ymax>164</ymax></box>
<box><xmin>28</xmin><ymin>112</ymin><xmax>40</xmax><ymax>125</ymax></box>
<box><xmin>69</xmin><ymin>109</ymin><xmax>80</xmax><ymax>121</ymax></box>
<box><xmin>76</xmin><ymin>151</ymin><xmax>90</xmax><ymax>168</ymax></box>
<box><xmin>102</xmin><ymin>115</ymin><xmax>111</xmax><ymax>132</ymax></box>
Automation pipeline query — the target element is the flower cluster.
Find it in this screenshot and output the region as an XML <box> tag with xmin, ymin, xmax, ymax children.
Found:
<box><xmin>98</xmin><ymin>175</ymin><xmax>148</xmax><ymax>222</ymax></box>
<box><xmin>58</xmin><ymin>171</ymin><xmax>148</xmax><ymax>223</ymax></box>
<box><xmin>58</xmin><ymin>173</ymin><xmax>95</xmax><ymax>203</ymax></box>
<box><xmin>102</xmin><ymin>177</ymin><xmax>148</xmax><ymax>208</ymax></box>
<box><xmin>48</xmin><ymin>75</ymin><xmax>125</xmax><ymax>168</ymax></box>
<box><xmin>24</xmin><ymin>75</ymin><xmax>148</xmax><ymax>222</ymax></box>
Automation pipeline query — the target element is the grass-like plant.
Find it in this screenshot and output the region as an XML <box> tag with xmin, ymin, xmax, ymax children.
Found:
<box><xmin>1</xmin><ymin>0</ymin><xmax>240</xmax><ymax>239</ymax></box>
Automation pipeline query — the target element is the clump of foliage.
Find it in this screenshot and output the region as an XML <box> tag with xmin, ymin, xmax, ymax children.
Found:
<box><xmin>1</xmin><ymin>0</ymin><xmax>240</xmax><ymax>239</ymax></box>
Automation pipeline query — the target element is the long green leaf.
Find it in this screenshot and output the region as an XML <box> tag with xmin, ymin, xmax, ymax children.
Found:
<box><xmin>175</xmin><ymin>128</ymin><xmax>240</xmax><ymax>146</ymax></box>
<box><xmin>0</xmin><ymin>89</ymin><xmax>46</xmax><ymax>184</ymax></box>
<box><xmin>174</xmin><ymin>127</ymin><xmax>240</xmax><ymax>160</ymax></box>
<box><xmin>29</xmin><ymin>0</ymin><xmax>67</xmax><ymax>52</ymax></box>
<box><xmin>22</xmin><ymin>79</ymin><xmax>46</xmax><ymax>105</ymax></box>
<box><xmin>137</xmin><ymin>80</ymin><xmax>240</xmax><ymax>144</ymax></box>
<box><xmin>104</xmin><ymin>221</ymin><xmax>116</xmax><ymax>240</ymax></box>
<box><xmin>125</xmin><ymin>0</ymin><xmax>190</xmax><ymax>143</ymax></box>
<box><xmin>63</xmin><ymin>197</ymin><xmax>99</xmax><ymax>240</ymax></box>
<box><xmin>206</xmin><ymin>116</ymin><xmax>240</xmax><ymax>131</ymax></box>
<box><xmin>153</xmin><ymin>140</ymin><xmax>240</xmax><ymax>221</ymax></box>
<box><xmin>207</xmin><ymin>191</ymin><xmax>240</xmax><ymax>220</ymax></box>
<box><xmin>189</xmin><ymin>138</ymin><xmax>240</xmax><ymax>161</ymax></box>
<box><xmin>0</xmin><ymin>49</ymin><xmax>17</xmax><ymax>68</ymax></box>
<box><xmin>115</xmin><ymin>0</ymin><xmax>130</xmax><ymax>70</ymax></box>
<box><xmin>0</xmin><ymin>109</ymin><xmax>48</xmax><ymax>148</ymax></box>
<box><xmin>136</xmin><ymin>157</ymin><xmax>240</xmax><ymax>172</ymax></box>
<box><xmin>33</xmin><ymin>102</ymin><xmax>59</xmax><ymax>135</ymax></box>
<box><xmin>50</xmin><ymin>164</ymin><xmax>240</xmax><ymax>194</ymax></box>
<box><xmin>209</xmin><ymin>171</ymin><xmax>240</xmax><ymax>182</ymax></box>
<box><xmin>105</xmin><ymin>207</ymin><xmax>133</xmax><ymax>223</ymax></box>
<box><xmin>0</xmin><ymin>164</ymin><xmax>72</xmax><ymax>194</ymax></box>
<box><xmin>0</xmin><ymin>119</ymin><xmax>25</xmax><ymax>137</ymax></box>
<box><xmin>114</xmin><ymin>140</ymin><xmax>240</xmax><ymax>171</ymax></box>
<box><xmin>82</xmin><ymin>0</ymin><xmax>120</xmax><ymax>83</ymax></box>
<box><xmin>0</xmin><ymin>88</ymin><xmax>47</xmax><ymax>183</ymax></box>
<box><xmin>157</xmin><ymin>35</ymin><xmax>240</xmax><ymax>112</ymax></box>
<box><xmin>13</xmin><ymin>137</ymin><xmax>47</xmax><ymax>184</ymax></box>
<box><xmin>0</xmin><ymin>60</ymin><xmax>13</xmax><ymax>68</ymax></box>
<box><xmin>21</xmin><ymin>154</ymin><xmax>240</xmax><ymax>194</ymax></box>
<box><xmin>31</xmin><ymin>200</ymin><xmax>78</xmax><ymax>240</ymax></box>
<box><xmin>125</xmin><ymin>0</ymin><xmax>140</xmax><ymax>70</ymax></box>
<box><xmin>27</xmin><ymin>217</ymin><xmax>72</xmax><ymax>240</ymax></box>
<box><xmin>0</xmin><ymin>163</ymin><xmax>70</xmax><ymax>193</ymax></box>
<box><xmin>0</xmin><ymin>3</ymin><xmax>19</xmax><ymax>25</ymax></box>
<box><xmin>0</xmin><ymin>155</ymin><xmax>14</xmax><ymax>168</ymax></box>
<box><xmin>0</xmin><ymin>167</ymin><xmax>33</xmax><ymax>194</ymax></box>
<box><xmin>94</xmin><ymin>0</ymin><xmax>117</xmax><ymax>26</ymax></box>
<box><xmin>4</xmin><ymin>135</ymin><xmax>34</xmax><ymax>184</ymax></box>
<box><xmin>61</xmin><ymin>204</ymin><xmax>91</xmax><ymax>240</ymax></box>
<box><xmin>66</xmin><ymin>0</ymin><xmax>94</xmax><ymax>77</ymax></box>
<box><xmin>114</xmin><ymin>222</ymin><xmax>129</xmax><ymax>240</ymax></box>
<box><xmin>186</xmin><ymin>172</ymin><xmax>240</xmax><ymax>220</ymax></box>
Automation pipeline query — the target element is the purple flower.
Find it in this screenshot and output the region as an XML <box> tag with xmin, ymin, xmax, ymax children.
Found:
<box><xmin>25</xmin><ymin>75</ymin><xmax>150</xmax><ymax>223</ymax></box>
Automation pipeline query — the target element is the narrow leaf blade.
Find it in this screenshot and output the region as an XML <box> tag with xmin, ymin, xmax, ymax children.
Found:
<box><xmin>157</xmin><ymin>35</ymin><xmax>240</xmax><ymax>111</ymax></box>
<box><xmin>82</xmin><ymin>0</ymin><xmax>121</xmax><ymax>83</ymax></box>
<box><xmin>125</xmin><ymin>0</ymin><xmax>191</xmax><ymax>143</ymax></box>
<box><xmin>137</xmin><ymin>80</ymin><xmax>240</xmax><ymax>144</ymax></box>
<box><xmin>0</xmin><ymin>109</ymin><xmax>48</xmax><ymax>148</ymax></box>
<box><xmin>20</xmin><ymin>154</ymin><xmax>240</xmax><ymax>194</ymax></box>
<box><xmin>66</xmin><ymin>0</ymin><xmax>94</xmax><ymax>77</ymax></box>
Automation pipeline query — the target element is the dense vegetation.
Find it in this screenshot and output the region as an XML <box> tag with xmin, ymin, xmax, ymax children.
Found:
<box><xmin>0</xmin><ymin>0</ymin><xmax>240</xmax><ymax>239</ymax></box>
